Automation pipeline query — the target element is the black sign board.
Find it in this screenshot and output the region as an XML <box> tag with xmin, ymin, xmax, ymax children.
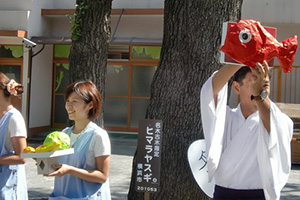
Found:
<box><xmin>135</xmin><ymin>119</ymin><xmax>163</xmax><ymax>193</ymax></box>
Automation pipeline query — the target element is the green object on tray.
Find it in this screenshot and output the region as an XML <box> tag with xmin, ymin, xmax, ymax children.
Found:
<box><xmin>43</xmin><ymin>131</ymin><xmax>70</xmax><ymax>150</ymax></box>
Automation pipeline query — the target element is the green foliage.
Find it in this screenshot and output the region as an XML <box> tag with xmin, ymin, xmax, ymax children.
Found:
<box><xmin>66</xmin><ymin>2</ymin><xmax>88</xmax><ymax>41</ymax></box>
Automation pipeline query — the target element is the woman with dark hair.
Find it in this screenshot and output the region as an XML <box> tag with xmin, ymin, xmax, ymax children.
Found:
<box><xmin>0</xmin><ymin>72</ymin><xmax>28</xmax><ymax>199</ymax></box>
<box><xmin>48</xmin><ymin>80</ymin><xmax>111</xmax><ymax>200</ymax></box>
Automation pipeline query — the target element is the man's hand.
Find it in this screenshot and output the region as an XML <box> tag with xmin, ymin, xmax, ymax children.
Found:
<box><xmin>250</xmin><ymin>60</ymin><xmax>270</xmax><ymax>96</ymax></box>
<box><xmin>250</xmin><ymin>60</ymin><xmax>271</xmax><ymax>133</ymax></box>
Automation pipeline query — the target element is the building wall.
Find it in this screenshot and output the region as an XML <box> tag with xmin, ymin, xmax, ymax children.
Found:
<box><xmin>2</xmin><ymin>0</ymin><xmax>300</xmax><ymax>36</ymax></box>
<box><xmin>0</xmin><ymin>11</ymin><xmax>29</xmax><ymax>31</ymax></box>
<box><xmin>51</xmin><ymin>18</ymin><xmax>70</xmax><ymax>37</ymax></box>
<box><xmin>112</xmin><ymin>15</ymin><xmax>163</xmax><ymax>39</ymax></box>
<box><xmin>242</xmin><ymin>0</ymin><xmax>300</xmax><ymax>24</ymax></box>
<box><xmin>27</xmin><ymin>0</ymin><xmax>53</xmax><ymax>38</ymax></box>
<box><xmin>52</xmin><ymin>0</ymin><xmax>75</xmax><ymax>9</ymax></box>
<box><xmin>0</xmin><ymin>0</ymin><xmax>31</xmax><ymax>10</ymax></box>
<box><xmin>112</xmin><ymin>0</ymin><xmax>163</xmax><ymax>8</ymax></box>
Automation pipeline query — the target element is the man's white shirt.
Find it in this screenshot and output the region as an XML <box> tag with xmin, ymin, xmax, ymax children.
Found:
<box><xmin>200</xmin><ymin>74</ymin><xmax>293</xmax><ymax>200</ymax></box>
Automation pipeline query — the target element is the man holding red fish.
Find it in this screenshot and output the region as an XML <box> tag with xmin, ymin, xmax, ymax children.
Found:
<box><xmin>199</xmin><ymin>18</ymin><xmax>296</xmax><ymax>200</ymax></box>
<box><xmin>200</xmin><ymin>60</ymin><xmax>293</xmax><ymax>200</ymax></box>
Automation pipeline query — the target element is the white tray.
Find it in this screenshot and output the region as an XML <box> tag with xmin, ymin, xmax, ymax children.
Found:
<box><xmin>21</xmin><ymin>148</ymin><xmax>74</xmax><ymax>158</ymax></box>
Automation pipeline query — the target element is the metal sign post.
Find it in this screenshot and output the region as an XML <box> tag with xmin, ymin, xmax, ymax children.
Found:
<box><xmin>144</xmin><ymin>192</ymin><xmax>150</xmax><ymax>200</ymax></box>
<box><xmin>135</xmin><ymin>119</ymin><xmax>163</xmax><ymax>199</ymax></box>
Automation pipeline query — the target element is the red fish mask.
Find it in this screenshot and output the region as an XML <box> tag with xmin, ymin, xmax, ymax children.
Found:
<box><xmin>221</xmin><ymin>19</ymin><xmax>298</xmax><ymax>73</ymax></box>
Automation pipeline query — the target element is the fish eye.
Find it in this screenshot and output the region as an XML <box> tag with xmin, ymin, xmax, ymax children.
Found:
<box><xmin>239</xmin><ymin>28</ymin><xmax>252</xmax><ymax>43</ymax></box>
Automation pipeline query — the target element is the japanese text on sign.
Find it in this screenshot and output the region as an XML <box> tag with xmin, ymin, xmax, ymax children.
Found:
<box><xmin>135</xmin><ymin>119</ymin><xmax>163</xmax><ymax>193</ymax></box>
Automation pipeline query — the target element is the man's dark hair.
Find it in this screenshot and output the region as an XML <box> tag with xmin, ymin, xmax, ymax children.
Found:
<box><xmin>232</xmin><ymin>65</ymin><xmax>273</xmax><ymax>86</ymax></box>
<box><xmin>233</xmin><ymin>66</ymin><xmax>251</xmax><ymax>85</ymax></box>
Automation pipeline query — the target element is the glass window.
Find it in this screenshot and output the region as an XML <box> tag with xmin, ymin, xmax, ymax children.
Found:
<box><xmin>132</xmin><ymin>46</ymin><xmax>161</xmax><ymax>59</ymax></box>
<box><xmin>105</xmin><ymin>65</ymin><xmax>129</xmax><ymax>96</ymax></box>
<box><xmin>52</xmin><ymin>44</ymin><xmax>71</xmax><ymax>128</ymax></box>
<box><xmin>55</xmin><ymin>63</ymin><xmax>69</xmax><ymax>93</ymax></box>
<box><xmin>54</xmin><ymin>95</ymin><xmax>68</xmax><ymax>124</ymax></box>
<box><xmin>54</xmin><ymin>45</ymin><xmax>71</xmax><ymax>58</ymax></box>
<box><xmin>130</xmin><ymin>99</ymin><xmax>149</xmax><ymax>128</ymax></box>
<box><xmin>132</xmin><ymin>66</ymin><xmax>156</xmax><ymax>97</ymax></box>
<box><xmin>108</xmin><ymin>52</ymin><xmax>129</xmax><ymax>59</ymax></box>
<box><xmin>104</xmin><ymin>98</ymin><xmax>128</xmax><ymax>127</ymax></box>
<box><xmin>0</xmin><ymin>46</ymin><xmax>23</xmax><ymax>58</ymax></box>
<box><xmin>108</xmin><ymin>45</ymin><xmax>129</xmax><ymax>60</ymax></box>
<box><xmin>0</xmin><ymin>65</ymin><xmax>21</xmax><ymax>82</ymax></box>
<box><xmin>108</xmin><ymin>53</ymin><xmax>122</xmax><ymax>59</ymax></box>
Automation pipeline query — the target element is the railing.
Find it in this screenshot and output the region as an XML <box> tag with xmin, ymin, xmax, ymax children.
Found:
<box><xmin>270</xmin><ymin>65</ymin><xmax>300</xmax><ymax>104</ymax></box>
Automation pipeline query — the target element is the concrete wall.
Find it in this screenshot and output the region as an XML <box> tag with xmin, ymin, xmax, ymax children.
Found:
<box><xmin>48</xmin><ymin>0</ymin><xmax>165</xmax><ymax>9</ymax></box>
<box><xmin>113</xmin><ymin>0</ymin><xmax>164</xmax><ymax>8</ymax></box>
<box><xmin>0</xmin><ymin>11</ymin><xmax>29</xmax><ymax>31</ymax></box>
<box><xmin>0</xmin><ymin>0</ymin><xmax>31</xmax><ymax>10</ymax></box>
<box><xmin>112</xmin><ymin>15</ymin><xmax>163</xmax><ymax>39</ymax></box>
<box><xmin>52</xmin><ymin>0</ymin><xmax>75</xmax><ymax>9</ymax></box>
<box><xmin>51</xmin><ymin>18</ymin><xmax>71</xmax><ymax>37</ymax></box>
<box><xmin>27</xmin><ymin>0</ymin><xmax>54</xmax><ymax>38</ymax></box>
<box><xmin>242</xmin><ymin>0</ymin><xmax>300</xmax><ymax>24</ymax></box>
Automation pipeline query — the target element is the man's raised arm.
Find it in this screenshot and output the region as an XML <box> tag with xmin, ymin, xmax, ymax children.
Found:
<box><xmin>212</xmin><ymin>64</ymin><xmax>241</xmax><ymax>106</ymax></box>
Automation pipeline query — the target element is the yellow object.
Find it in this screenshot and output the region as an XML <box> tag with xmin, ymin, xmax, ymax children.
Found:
<box><xmin>35</xmin><ymin>142</ymin><xmax>61</xmax><ymax>153</ymax></box>
<box><xmin>23</xmin><ymin>146</ymin><xmax>36</xmax><ymax>153</ymax></box>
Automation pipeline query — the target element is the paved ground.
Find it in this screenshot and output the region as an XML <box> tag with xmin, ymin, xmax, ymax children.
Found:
<box><xmin>25</xmin><ymin>136</ymin><xmax>300</xmax><ymax>200</ymax></box>
<box><xmin>281</xmin><ymin>164</ymin><xmax>300</xmax><ymax>200</ymax></box>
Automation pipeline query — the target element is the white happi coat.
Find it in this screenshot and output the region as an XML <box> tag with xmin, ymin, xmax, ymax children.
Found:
<box><xmin>200</xmin><ymin>75</ymin><xmax>293</xmax><ymax>200</ymax></box>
